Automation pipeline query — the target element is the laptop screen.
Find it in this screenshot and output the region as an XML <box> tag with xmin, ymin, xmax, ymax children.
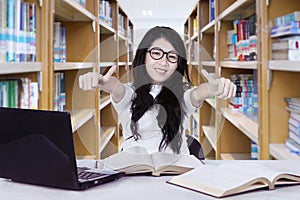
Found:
<box><xmin>0</xmin><ymin>107</ymin><xmax>78</xmax><ymax>179</ymax></box>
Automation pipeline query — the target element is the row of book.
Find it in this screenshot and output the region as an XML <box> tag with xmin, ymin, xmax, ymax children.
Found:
<box><xmin>0</xmin><ymin>77</ymin><xmax>38</xmax><ymax>109</ymax></box>
<box><xmin>0</xmin><ymin>0</ymin><xmax>36</xmax><ymax>62</ymax></box>
<box><xmin>118</xmin><ymin>12</ymin><xmax>126</xmax><ymax>36</ymax></box>
<box><xmin>226</xmin><ymin>14</ymin><xmax>257</xmax><ymax>61</ymax></box>
<box><xmin>271</xmin><ymin>11</ymin><xmax>300</xmax><ymax>61</ymax></box>
<box><xmin>229</xmin><ymin>72</ymin><xmax>258</xmax><ymax>121</ymax></box>
<box><xmin>54</xmin><ymin>72</ymin><xmax>66</xmax><ymax>112</ymax></box>
<box><xmin>53</xmin><ymin>22</ymin><xmax>66</xmax><ymax>63</ymax></box>
<box><xmin>99</xmin><ymin>0</ymin><xmax>113</xmax><ymax>27</ymax></box>
<box><xmin>285</xmin><ymin>97</ymin><xmax>300</xmax><ymax>156</ymax></box>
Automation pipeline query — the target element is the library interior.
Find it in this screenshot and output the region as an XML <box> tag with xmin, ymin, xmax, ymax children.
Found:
<box><xmin>1</xmin><ymin>0</ymin><xmax>300</xmax><ymax>199</ymax></box>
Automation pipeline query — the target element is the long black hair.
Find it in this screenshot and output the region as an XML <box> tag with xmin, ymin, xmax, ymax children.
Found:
<box><xmin>130</xmin><ymin>26</ymin><xmax>191</xmax><ymax>154</ymax></box>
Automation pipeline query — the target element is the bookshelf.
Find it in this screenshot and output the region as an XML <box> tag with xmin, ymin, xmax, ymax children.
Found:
<box><xmin>0</xmin><ymin>0</ymin><xmax>48</xmax><ymax>109</ymax></box>
<box><xmin>52</xmin><ymin>0</ymin><xmax>134</xmax><ymax>159</ymax></box>
<box><xmin>0</xmin><ymin>0</ymin><xmax>133</xmax><ymax>160</ymax></box>
<box><xmin>184</xmin><ymin>0</ymin><xmax>300</xmax><ymax>160</ymax></box>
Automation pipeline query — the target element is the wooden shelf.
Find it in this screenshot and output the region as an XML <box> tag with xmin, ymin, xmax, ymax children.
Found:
<box><xmin>118</xmin><ymin>33</ymin><xmax>127</xmax><ymax>41</ymax></box>
<box><xmin>220</xmin><ymin>153</ymin><xmax>251</xmax><ymax>160</ymax></box>
<box><xmin>200</xmin><ymin>20</ymin><xmax>215</xmax><ymax>34</ymax></box>
<box><xmin>269</xmin><ymin>61</ymin><xmax>300</xmax><ymax>72</ymax></box>
<box><xmin>54</xmin><ymin>0</ymin><xmax>97</xmax><ymax>22</ymax></box>
<box><xmin>118</xmin><ymin>62</ymin><xmax>127</xmax><ymax>66</ymax></box>
<box><xmin>99</xmin><ymin>126</ymin><xmax>116</xmax><ymax>153</ymax></box>
<box><xmin>202</xmin><ymin>125</ymin><xmax>217</xmax><ymax>151</ymax></box>
<box><xmin>205</xmin><ymin>98</ymin><xmax>216</xmax><ymax>109</ymax></box>
<box><xmin>219</xmin><ymin>0</ymin><xmax>256</xmax><ymax>21</ymax></box>
<box><xmin>54</xmin><ymin>62</ymin><xmax>95</xmax><ymax>71</ymax></box>
<box><xmin>201</xmin><ymin>61</ymin><xmax>216</xmax><ymax>67</ymax></box>
<box><xmin>220</xmin><ymin>61</ymin><xmax>258</xmax><ymax>69</ymax></box>
<box><xmin>0</xmin><ymin>62</ymin><xmax>42</xmax><ymax>75</ymax></box>
<box><xmin>221</xmin><ymin>108</ymin><xmax>258</xmax><ymax>143</ymax></box>
<box><xmin>70</xmin><ymin>109</ymin><xmax>95</xmax><ymax>132</ymax></box>
<box><xmin>76</xmin><ymin>155</ymin><xmax>96</xmax><ymax>160</ymax></box>
<box><xmin>99</xmin><ymin>21</ymin><xmax>116</xmax><ymax>34</ymax></box>
<box><xmin>191</xmin><ymin>34</ymin><xmax>198</xmax><ymax>41</ymax></box>
<box><xmin>191</xmin><ymin>61</ymin><xmax>199</xmax><ymax>66</ymax></box>
<box><xmin>100</xmin><ymin>95</ymin><xmax>111</xmax><ymax>110</ymax></box>
<box><xmin>99</xmin><ymin>62</ymin><xmax>117</xmax><ymax>68</ymax></box>
<box><xmin>269</xmin><ymin>144</ymin><xmax>300</xmax><ymax>160</ymax></box>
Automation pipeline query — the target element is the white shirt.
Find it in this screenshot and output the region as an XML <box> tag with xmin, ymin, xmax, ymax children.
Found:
<box><xmin>111</xmin><ymin>84</ymin><xmax>198</xmax><ymax>155</ymax></box>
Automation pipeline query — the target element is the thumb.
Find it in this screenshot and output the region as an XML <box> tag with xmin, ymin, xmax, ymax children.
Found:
<box><xmin>201</xmin><ymin>69</ymin><xmax>215</xmax><ymax>84</ymax></box>
<box><xmin>102</xmin><ymin>65</ymin><xmax>116</xmax><ymax>82</ymax></box>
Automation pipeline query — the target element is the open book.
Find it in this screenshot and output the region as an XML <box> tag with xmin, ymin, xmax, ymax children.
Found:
<box><xmin>97</xmin><ymin>146</ymin><xmax>204</xmax><ymax>176</ymax></box>
<box><xmin>167</xmin><ymin>161</ymin><xmax>300</xmax><ymax>198</ymax></box>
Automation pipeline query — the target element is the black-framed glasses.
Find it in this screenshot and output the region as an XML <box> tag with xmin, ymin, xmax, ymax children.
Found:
<box><xmin>147</xmin><ymin>47</ymin><xmax>179</xmax><ymax>63</ymax></box>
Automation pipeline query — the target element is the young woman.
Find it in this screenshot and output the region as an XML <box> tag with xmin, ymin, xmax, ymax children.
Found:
<box><xmin>79</xmin><ymin>26</ymin><xmax>236</xmax><ymax>156</ymax></box>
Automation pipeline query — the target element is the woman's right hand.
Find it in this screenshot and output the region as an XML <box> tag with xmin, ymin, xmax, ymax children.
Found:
<box><xmin>79</xmin><ymin>65</ymin><xmax>117</xmax><ymax>93</ymax></box>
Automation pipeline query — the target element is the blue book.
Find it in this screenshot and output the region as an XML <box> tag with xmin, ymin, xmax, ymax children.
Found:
<box><xmin>271</xmin><ymin>27</ymin><xmax>300</xmax><ymax>38</ymax></box>
<box><xmin>19</xmin><ymin>2</ymin><xmax>26</xmax><ymax>62</ymax></box>
<box><xmin>272</xmin><ymin>21</ymin><xmax>300</xmax><ymax>31</ymax></box>
<box><xmin>209</xmin><ymin>0</ymin><xmax>215</xmax><ymax>22</ymax></box>
<box><xmin>6</xmin><ymin>0</ymin><xmax>15</xmax><ymax>62</ymax></box>
<box><xmin>29</xmin><ymin>3</ymin><xmax>36</xmax><ymax>62</ymax></box>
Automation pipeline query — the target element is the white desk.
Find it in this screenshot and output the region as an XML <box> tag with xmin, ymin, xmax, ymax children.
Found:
<box><xmin>1</xmin><ymin>160</ymin><xmax>300</xmax><ymax>200</ymax></box>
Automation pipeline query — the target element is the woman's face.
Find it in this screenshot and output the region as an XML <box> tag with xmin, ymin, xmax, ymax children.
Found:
<box><xmin>145</xmin><ymin>38</ymin><xmax>178</xmax><ymax>84</ymax></box>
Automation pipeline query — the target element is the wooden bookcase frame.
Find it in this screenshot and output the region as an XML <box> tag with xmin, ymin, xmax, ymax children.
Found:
<box><xmin>185</xmin><ymin>0</ymin><xmax>300</xmax><ymax>160</ymax></box>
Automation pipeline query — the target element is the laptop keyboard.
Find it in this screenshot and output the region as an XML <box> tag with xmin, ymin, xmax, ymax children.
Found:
<box><xmin>77</xmin><ymin>167</ymin><xmax>107</xmax><ymax>181</ymax></box>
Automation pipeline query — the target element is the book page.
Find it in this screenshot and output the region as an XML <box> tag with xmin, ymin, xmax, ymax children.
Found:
<box><xmin>257</xmin><ymin>161</ymin><xmax>300</xmax><ymax>186</ymax></box>
<box><xmin>168</xmin><ymin>164</ymin><xmax>271</xmax><ymax>198</ymax></box>
<box><xmin>97</xmin><ymin>150</ymin><xmax>154</xmax><ymax>174</ymax></box>
<box><xmin>220</xmin><ymin>162</ymin><xmax>300</xmax><ymax>188</ymax></box>
<box><xmin>151</xmin><ymin>152</ymin><xmax>203</xmax><ymax>174</ymax></box>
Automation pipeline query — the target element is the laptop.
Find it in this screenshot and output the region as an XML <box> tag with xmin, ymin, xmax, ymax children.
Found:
<box><xmin>0</xmin><ymin>107</ymin><xmax>125</xmax><ymax>190</ymax></box>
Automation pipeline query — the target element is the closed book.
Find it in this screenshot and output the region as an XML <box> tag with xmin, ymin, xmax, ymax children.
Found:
<box><xmin>274</xmin><ymin>11</ymin><xmax>300</xmax><ymax>26</ymax></box>
<box><xmin>272</xmin><ymin>49</ymin><xmax>300</xmax><ymax>60</ymax></box>
<box><xmin>272</xmin><ymin>40</ymin><xmax>300</xmax><ymax>50</ymax></box>
<box><xmin>286</xmin><ymin>138</ymin><xmax>300</xmax><ymax>153</ymax></box>
<box><xmin>289</xmin><ymin>129</ymin><xmax>300</xmax><ymax>147</ymax></box>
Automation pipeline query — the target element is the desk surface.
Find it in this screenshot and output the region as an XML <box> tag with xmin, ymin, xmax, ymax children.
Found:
<box><xmin>1</xmin><ymin>160</ymin><xmax>300</xmax><ymax>200</ymax></box>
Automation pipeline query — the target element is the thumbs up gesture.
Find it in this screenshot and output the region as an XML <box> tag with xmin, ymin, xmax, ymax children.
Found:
<box><xmin>201</xmin><ymin>69</ymin><xmax>236</xmax><ymax>100</ymax></box>
<box><xmin>79</xmin><ymin>65</ymin><xmax>117</xmax><ymax>93</ymax></box>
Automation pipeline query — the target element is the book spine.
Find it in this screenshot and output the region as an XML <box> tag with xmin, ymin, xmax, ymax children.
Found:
<box><xmin>6</xmin><ymin>0</ymin><xmax>15</xmax><ymax>62</ymax></box>
<box><xmin>14</xmin><ymin>0</ymin><xmax>21</xmax><ymax>62</ymax></box>
<box><xmin>19</xmin><ymin>1</ymin><xmax>26</xmax><ymax>62</ymax></box>
<box><xmin>29</xmin><ymin>82</ymin><xmax>38</xmax><ymax>110</ymax></box>
<box><xmin>59</xmin><ymin>26</ymin><xmax>66</xmax><ymax>63</ymax></box>
<box><xmin>209</xmin><ymin>0</ymin><xmax>215</xmax><ymax>22</ymax></box>
<box><xmin>29</xmin><ymin>3</ymin><xmax>36</xmax><ymax>62</ymax></box>
<box><xmin>59</xmin><ymin>72</ymin><xmax>65</xmax><ymax>111</ymax></box>
<box><xmin>54</xmin><ymin>22</ymin><xmax>61</xmax><ymax>63</ymax></box>
<box><xmin>0</xmin><ymin>0</ymin><xmax>7</xmax><ymax>62</ymax></box>
<box><xmin>25</xmin><ymin>2</ymin><xmax>30</xmax><ymax>61</ymax></box>
<box><xmin>251</xmin><ymin>141</ymin><xmax>258</xmax><ymax>160</ymax></box>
